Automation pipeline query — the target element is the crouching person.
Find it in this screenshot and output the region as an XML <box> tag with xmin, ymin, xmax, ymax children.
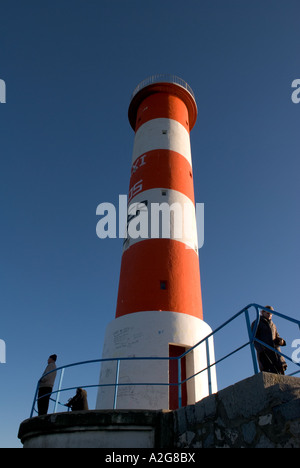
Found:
<box><xmin>66</xmin><ymin>388</ymin><xmax>89</xmax><ymax>411</ymax></box>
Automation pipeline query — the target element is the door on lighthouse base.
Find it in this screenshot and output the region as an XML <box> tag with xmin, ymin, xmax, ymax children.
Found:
<box><xmin>169</xmin><ymin>344</ymin><xmax>187</xmax><ymax>410</ymax></box>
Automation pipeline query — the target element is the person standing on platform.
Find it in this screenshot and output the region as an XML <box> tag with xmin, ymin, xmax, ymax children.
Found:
<box><xmin>252</xmin><ymin>306</ymin><xmax>287</xmax><ymax>375</ymax></box>
<box><xmin>38</xmin><ymin>354</ymin><xmax>57</xmax><ymax>416</ymax></box>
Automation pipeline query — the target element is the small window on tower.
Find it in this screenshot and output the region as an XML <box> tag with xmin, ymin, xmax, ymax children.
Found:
<box><xmin>162</xmin><ymin>190</ymin><xmax>167</xmax><ymax>196</ymax></box>
<box><xmin>162</xmin><ymin>130</ymin><xmax>167</xmax><ymax>135</ymax></box>
<box><xmin>160</xmin><ymin>281</ymin><xmax>168</xmax><ymax>290</ymax></box>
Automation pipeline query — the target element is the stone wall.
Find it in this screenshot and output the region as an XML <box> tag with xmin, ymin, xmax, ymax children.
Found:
<box><xmin>172</xmin><ymin>373</ymin><xmax>300</xmax><ymax>448</ymax></box>
<box><xmin>18</xmin><ymin>373</ymin><xmax>300</xmax><ymax>448</ymax></box>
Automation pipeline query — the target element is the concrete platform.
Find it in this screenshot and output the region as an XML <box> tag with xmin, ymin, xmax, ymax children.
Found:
<box><xmin>18</xmin><ymin>373</ymin><xmax>300</xmax><ymax>448</ymax></box>
<box><xmin>18</xmin><ymin>409</ymin><xmax>174</xmax><ymax>448</ymax></box>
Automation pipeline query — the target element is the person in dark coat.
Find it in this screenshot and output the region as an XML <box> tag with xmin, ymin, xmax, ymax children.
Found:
<box><xmin>251</xmin><ymin>306</ymin><xmax>287</xmax><ymax>375</ymax></box>
<box><xmin>66</xmin><ymin>388</ymin><xmax>89</xmax><ymax>411</ymax></box>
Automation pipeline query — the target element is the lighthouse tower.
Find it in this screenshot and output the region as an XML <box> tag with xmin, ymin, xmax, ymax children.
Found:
<box><xmin>96</xmin><ymin>75</ymin><xmax>217</xmax><ymax>411</ymax></box>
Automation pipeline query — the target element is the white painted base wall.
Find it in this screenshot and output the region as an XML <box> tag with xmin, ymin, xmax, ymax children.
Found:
<box><xmin>22</xmin><ymin>426</ymin><xmax>155</xmax><ymax>449</ymax></box>
<box><xmin>96</xmin><ymin>311</ymin><xmax>217</xmax><ymax>410</ymax></box>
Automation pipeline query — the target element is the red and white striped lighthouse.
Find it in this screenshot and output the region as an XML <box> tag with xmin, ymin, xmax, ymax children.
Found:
<box><xmin>97</xmin><ymin>75</ymin><xmax>217</xmax><ymax>410</ymax></box>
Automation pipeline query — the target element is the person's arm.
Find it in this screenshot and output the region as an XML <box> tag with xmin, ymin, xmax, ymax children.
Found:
<box><xmin>39</xmin><ymin>363</ymin><xmax>56</xmax><ymax>386</ymax></box>
<box><xmin>274</xmin><ymin>330</ymin><xmax>286</xmax><ymax>347</ymax></box>
<box><xmin>39</xmin><ymin>364</ymin><xmax>51</xmax><ymax>384</ymax></box>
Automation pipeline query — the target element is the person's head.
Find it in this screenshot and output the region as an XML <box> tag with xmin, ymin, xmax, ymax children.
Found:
<box><xmin>48</xmin><ymin>354</ymin><xmax>57</xmax><ymax>364</ymax></box>
<box><xmin>76</xmin><ymin>388</ymin><xmax>87</xmax><ymax>398</ymax></box>
<box><xmin>261</xmin><ymin>305</ymin><xmax>274</xmax><ymax>321</ymax></box>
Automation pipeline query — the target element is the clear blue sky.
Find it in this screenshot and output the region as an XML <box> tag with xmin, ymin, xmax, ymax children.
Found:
<box><xmin>1</xmin><ymin>0</ymin><xmax>299</xmax><ymax>447</ymax></box>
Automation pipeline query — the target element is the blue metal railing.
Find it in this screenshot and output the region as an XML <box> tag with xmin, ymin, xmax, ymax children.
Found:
<box><xmin>30</xmin><ymin>303</ymin><xmax>300</xmax><ymax>418</ymax></box>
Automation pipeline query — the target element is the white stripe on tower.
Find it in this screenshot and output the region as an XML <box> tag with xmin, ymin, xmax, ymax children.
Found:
<box><xmin>132</xmin><ymin>118</ymin><xmax>192</xmax><ymax>166</ymax></box>
<box><xmin>124</xmin><ymin>188</ymin><xmax>198</xmax><ymax>252</ymax></box>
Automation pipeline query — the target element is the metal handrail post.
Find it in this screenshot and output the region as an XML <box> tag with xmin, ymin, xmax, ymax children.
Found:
<box><xmin>178</xmin><ymin>356</ymin><xmax>182</xmax><ymax>408</ymax></box>
<box><xmin>30</xmin><ymin>381</ymin><xmax>40</xmax><ymax>418</ymax></box>
<box><xmin>113</xmin><ymin>359</ymin><xmax>120</xmax><ymax>410</ymax></box>
<box><xmin>206</xmin><ymin>338</ymin><xmax>212</xmax><ymax>395</ymax></box>
<box><xmin>54</xmin><ymin>368</ymin><xmax>65</xmax><ymax>413</ymax></box>
<box><xmin>245</xmin><ymin>307</ymin><xmax>259</xmax><ymax>374</ymax></box>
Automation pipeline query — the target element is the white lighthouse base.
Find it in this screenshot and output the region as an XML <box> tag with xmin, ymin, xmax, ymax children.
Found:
<box><xmin>96</xmin><ymin>311</ymin><xmax>217</xmax><ymax>410</ymax></box>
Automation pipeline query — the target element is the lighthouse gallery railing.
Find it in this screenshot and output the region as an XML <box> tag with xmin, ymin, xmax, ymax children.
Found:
<box><xmin>130</xmin><ymin>74</ymin><xmax>196</xmax><ymax>101</ymax></box>
<box><xmin>30</xmin><ymin>303</ymin><xmax>300</xmax><ymax>417</ymax></box>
